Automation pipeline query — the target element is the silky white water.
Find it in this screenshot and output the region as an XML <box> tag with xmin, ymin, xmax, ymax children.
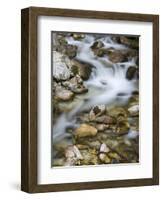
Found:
<box><xmin>53</xmin><ymin>34</ymin><xmax>138</xmax><ymax>141</ymax></box>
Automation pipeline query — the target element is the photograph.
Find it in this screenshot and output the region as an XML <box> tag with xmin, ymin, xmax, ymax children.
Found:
<box><xmin>52</xmin><ymin>32</ymin><xmax>139</xmax><ymax>167</ymax></box>
<box><xmin>21</xmin><ymin>7</ymin><xmax>159</xmax><ymax>193</ymax></box>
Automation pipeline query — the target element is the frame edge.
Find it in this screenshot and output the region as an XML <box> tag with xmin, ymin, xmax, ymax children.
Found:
<box><xmin>21</xmin><ymin>7</ymin><xmax>38</xmax><ymax>193</ymax></box>
<box><xmin>21</xmin><ymin>7</ymin><xmax>30</xmax><ymax>193</ymax></box>
<box><xmin>152</xmin><ymin>15</ymin><xmax>159</xmax><ymax>186</ymax></box>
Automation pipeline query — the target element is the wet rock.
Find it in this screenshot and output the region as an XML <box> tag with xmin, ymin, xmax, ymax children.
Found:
<box><xmin>53</xmin><ymin>34</ymin><xmax>68</xmax><ymax>48</ymax></box>
<box><xmin>52</xmin><ymin>102</ymin><xmax>61</xmax><ymax>119</ymax></box>
<box><xmin>76</xmin><ymin>144</ymin><xmax>89</xmax><ymax>150</ymax></box>
<box><xmin>62</xmin><ymin>75</ymin><xmax>88</xmax><ymax>94</ymax></box>
<box><xmin>104</xmin><ymin>129</ymin><xmax>114</xmax><ymax>135</ymax></box>
<box><xmin>53</xmin><ymin>51</ymin><xmax>72</xmax><ymax>81</ymax></box>
<box><xmin>99</xmin><ymin>153</ymin><xmax>111</xmax><ymax>164</ymax></box>
<box><xmin>95</xmin><ymin>124</ymin><xmax>109</xmax><ymax>131</ymax></box>
<box><xmin>116</xmin><ymin>121</ymin><xmax>130</xmax><ymax>135</ymax></box>
<box><xmin>132</xmin><ymin>90</ymin><xmax>139</xmax><ymax>95</ymax></box>
<box><xmin>90</xmin><ymin>41</ymin><xmax>106</xmax><ymax>57</ymax></box>
<box><xmin>91</xmin><ymin>41</ymin><xmax>104</xmax><ymax>49</ymax></box>
<box><xmin>130</xmin><ymin>123</ymin><xmax>139</xmax><ymax>131</ymax></box>
<box><xmin>55</xmin><ymin>86</ymin><xmax>74</xmax><ymax>101</ymax></box>
<box><xmin>126</xmin><ymin>66</ymin><xmax>138</xmax><ymax>80</ymax></box>
<box><xmin>88</xmin><ymin>140</ymin><xmax>101</xmax><ymax>150</ymax></box>
<box><xmin>107</xmin><ymin>107</ymin><xmax>127</xmax><ymax>118</ymax></box>
<box><xmin>111</xmin><ymin>36</ymin><xmax>121</xmax><ymax>43</ymax></box>
<box><xmin>72</xmin><ymin>33</ymin><xmax>85</xmax><ymax>40</ymax></box>
<box><xmin>62</xmin><ymin>75</ymin><xmax>83</xmax><ymax>87</ymax></box>
<box><xmin>76</xmin><ymin>136</ymin><xmax>98</xmax><ymax>146</ymax></box>
<box><xmin>71</xmin><ymin>59</ymin><xmax>92</xmax><ymax>80</ymax></box>
<box><xmin>72</xmin><ymin>85</ymin><xmax>88</xmax><ymax>94</ymax></box>
<box><xmin>64</xmin><ymin>158</ymin><xmax>75</xmax><ymax>166</ymax></box>
<box><xmin>128</xmin><ymin>117</ymin><xmax>139</xmax><ymax>130</ymax></box>
<box><xmin>119</xmin><ymin>36</ymin><xmax>139</xmax><ymax>49</ymax></box>
<box><xmin>80</xmin><ymin>149</ymin><xmax>99</xmax><ymax>165</ymax></box>
<box><xmin>65</xmin><ymin>145</ymin><xmax>83</xmax><ymax>159</ymax></box>
<box><xmin>52</xmin><ymin>158</ymin><xmax>65</xmax><ymax>166</ymax></box>
<box><xmin>128</xmin><ymin>105</ymin><xmax>139</xmax><ymax>116</ymax></box>
<box><xmin>52</xmin><ymin>81</ymin><xmax>59</xmax><ymax>94</ymax></box>
<box><xmin>105</xmin><ymin>139</ymin><xmax>119</xmax><ymax>149</ymax></box>
<box><xmin>75</xmin><ymin>124</ymin><xmax>98</xmax><ymax>138</ymax></box>
<box><xmin>54</xmin><ymin>35</ymin><xmax>78</xmax><ymax>58</ymax></box>
<box><xmin>128</xmin><ymin>94</ymin><xmax>139</xmax><ymax>109</ymax></box>
<box><xmin>97</xmin><ymin>132</ymin><xmax>110</xmax><ymax>140</ymax></box>
<box><xmin>65</xmin><ymin>45</ymin><xmax>78</xmax><ymax>58</ymax></box>
<box><xmin>115</xmin><ymin>143</ymin><xmax>138</xmax><ymax>162</ymax></box>
<box><xmin>93</xmin><ymin>48</ymin><xmax>106</xmax><ymax>57</ymax></box>
<box><xmin>64</xmin><ymin>145</ymin><xmax>83</xmax><ymax>166</ymax></box>
<box><xmin>107</xmin><ymin>123</ymin><xmax>117</xmax><ymax>131</ymax></box>
<box><xmin>53</xmin><ymin>139</ymin><xmax>72</xmax><ymax>152</ymax></box>
<box><xmin>124</xmin><ymin>138</ymin><xmax>132</xmax><ymax>146</ymax></box>
<box><xmin>108</xmin><ymin>50</ymin><xmax>128</xmax><ymax>63</ymax></box>
<box><xmin>126</xmin><ymin>49</ymin><xmax>138</xmax><ymax>59</ymax></box>
<box><xmin>100</xmin><ymin>143</ymin><xmax>110</xmax><ymax>153</ymax></box>
<box><xmin>78</xmin><ymin>113</ymin><xmax>90</xmax><ymax>123</ymax></box>
<box><xmin>95</xmin><ymin>115</ymin><xmax>116</xmax><ymax>124</ymax></box>
<box><xmin>89</xmin><ymin>105</ymin><xmax>106</xmax><ymax>121</ymax></box>
<box><xmin>108</xmin><ymin>152</ymin><xmax>121</xmax><ymax>160</ymax></box>
<box><xmin>116</xmin><ymin>114</ymin><xmax>127</xmax><ymax>123</ymax></box>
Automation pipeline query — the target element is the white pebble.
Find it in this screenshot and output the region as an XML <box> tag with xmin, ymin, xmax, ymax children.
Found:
<box><xmin>100</xmin><ymin>143</ymin><xmax>110</xmax><ymax>153</ymax></box>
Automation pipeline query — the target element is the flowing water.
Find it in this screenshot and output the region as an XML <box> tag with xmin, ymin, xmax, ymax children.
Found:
<box><xmin>53</xmin><ymin>34</ymin><xmax>138</xmax><ymax>143</ymax></box>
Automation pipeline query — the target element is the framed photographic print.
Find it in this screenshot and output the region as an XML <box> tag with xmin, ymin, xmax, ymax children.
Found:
<box><xmin>21</xmin><ymin>7</ymin><xmax>159</xmax><ymax>193</ymax></box>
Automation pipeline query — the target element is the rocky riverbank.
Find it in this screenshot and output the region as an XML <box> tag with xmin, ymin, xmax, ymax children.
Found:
<box><xmin>52</xmin><ymin>32</ymin><xmax>139</xmax><ymax>167</ymax></box>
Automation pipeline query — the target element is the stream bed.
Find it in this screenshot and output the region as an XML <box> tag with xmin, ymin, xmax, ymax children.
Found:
<box><xmin>52</xmin><ymin>32</ymin><xmax>139</xmax><ymax>167</ymax></box>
